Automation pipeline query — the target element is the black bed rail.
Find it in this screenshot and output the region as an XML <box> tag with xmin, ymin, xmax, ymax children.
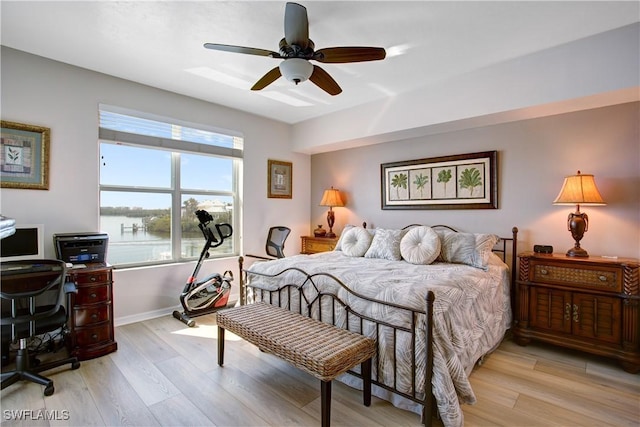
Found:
<box><xmin>239</xmin><ymin>264</ymin><xmax>435</xmax><ymax>426</ymax></box>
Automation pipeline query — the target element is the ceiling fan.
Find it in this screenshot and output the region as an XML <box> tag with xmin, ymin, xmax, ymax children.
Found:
<box><xmin>204</xmin><ymin>2</ymin><xmax>386</xmax><ymax>96</ymax></box>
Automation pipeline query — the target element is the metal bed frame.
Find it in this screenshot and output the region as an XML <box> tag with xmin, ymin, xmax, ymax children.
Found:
<box><xmin>237</xmin><ymin>226</ymin><xmax>518</xmax><ymax>426</ymax></box>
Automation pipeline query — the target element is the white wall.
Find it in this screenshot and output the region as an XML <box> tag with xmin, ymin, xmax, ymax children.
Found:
<box><xmin>3</xmin><ymin>21</ymin><xmax>639</xmax><ymax>326</ymax></box>
<box><xmin>311</xmin><ymin>102</ymin><xmax>640</xmax><ymax>259</ymax></box>
<box><xmin>0</xmin><ymin>47</ymin><xmax>310</xmax><ymax>325</ymax></box>
<box><xmin>293</xmin><ymin>23</ymin><xmax>639</xmax><ymax>155</ymax></box>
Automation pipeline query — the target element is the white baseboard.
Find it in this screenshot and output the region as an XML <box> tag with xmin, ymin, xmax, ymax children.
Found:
<box><xmin>114</xmin><ymin>299</ymin><xmax>239</xmax><ymax>327</ymax></box>
<box><xmin>114</xmin><ymin>305</ymin><xmax>181</xmax><ymax>327</ymax></box>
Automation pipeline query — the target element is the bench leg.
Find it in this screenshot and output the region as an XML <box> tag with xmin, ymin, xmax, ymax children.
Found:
<box><xmin>217</xmin><ymin>326</ymin><xmax>225</xmax><ymax>366</ymax></box>
<box><xmin>362</xmin><ymin>358</ymin><xmax>372</xmax><ymax>407</ymax></box>
<box><xmin>321</xmin><ymin>380</ymin><xmax>331</xmax><ymax>427</ymax></box>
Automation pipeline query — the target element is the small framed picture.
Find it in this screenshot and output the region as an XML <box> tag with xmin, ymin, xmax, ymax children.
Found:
<box><xmin>1</xmin><ymin>121</ymin><xmax>50</xmax><ymax>190</ymax></box>
<box><xmin>268</xmin><ymin>159</ymin><xmax>292</xmax><ymax>199</ymax></box>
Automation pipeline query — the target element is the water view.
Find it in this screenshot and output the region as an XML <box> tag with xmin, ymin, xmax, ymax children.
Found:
<box><xmin>100</xmin><ymin>215</ymin><xmax>228</xmax><ymax>265</ymax></box>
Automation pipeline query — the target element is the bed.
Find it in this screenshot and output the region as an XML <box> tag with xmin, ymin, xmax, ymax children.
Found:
<box><xmin>238</xmin><ymin>224</ymin><xmax>518</xmax><ymax>427</ymax></box>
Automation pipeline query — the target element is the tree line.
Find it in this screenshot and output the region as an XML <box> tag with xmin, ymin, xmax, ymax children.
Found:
<box><xmin>101</xmin><ymin>198</ymin><xmax>232</xmax><ymax>235</ymax></box>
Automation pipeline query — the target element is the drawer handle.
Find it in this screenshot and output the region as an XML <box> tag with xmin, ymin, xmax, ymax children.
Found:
<box><xmin>573</xmin><ymin>304</ymin><xmax>579</xmax><ymax>323</ymax></box>
<box><xmin>90</xmin><ymin>293</ymin><xmax>97</xmax><ymax>299</ymax></box>
<box><xmin>540</xmin><ymin>269</ymin><xmax>549</xmax><ymax>275</ymax></box>
<box><xmin>91</xmin><ymin>313</ymin><xmax>98</xmax><ymax>320</ymax></box>
<box><xmin>598</xmin><ymin>275</ymin><xmax>607</xmax><ymax>282</ymax></box>
<box><xmin>90</xmin><ymin>276</ymin><xmax>97</xmax><ymax>282</ymax></box>
<box><xmin>564</xmin><ymin>303</ymin><xmax>571</xmax><ymax>321</ymax></box>
<box><xmin>91</xmin><ymin>334</ymin><xmax>98</xmax><ymax>340</ymax></box>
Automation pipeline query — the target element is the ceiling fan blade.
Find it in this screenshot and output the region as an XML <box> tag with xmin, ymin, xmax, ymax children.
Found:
<box><xmin>251</xmin><ymin>67</ymin><xmax>282</xmax><ymax>91</ymax></box>
<box><xmin>284</xmin><ymin>2</ymin><xmax>309</xmax><ymax>48</ymax></box>
<box><xmin>314</xmin><ymin>47</ymin><xmax>386</xmax><ymax>63</ymax></box>
<box><xmin>204</xmin><ymin>43</ymin><xmax>281</xmax><ymax>58</ymax></box>
<box><xmin>309</xmin><ymin>65</ymin><xmax>342</xmax><ymax>96</ymax></box>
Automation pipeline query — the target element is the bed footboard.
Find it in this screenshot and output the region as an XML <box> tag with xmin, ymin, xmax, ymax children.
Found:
<box><xmin>236</xmin><ymin>226</ymin><xmax>518</xmax><ymax>426</ymax></box>
<box><xmin>237</xmin><ymin>259</ymin><xmax>436</xmax><ymax>426</ymax></box>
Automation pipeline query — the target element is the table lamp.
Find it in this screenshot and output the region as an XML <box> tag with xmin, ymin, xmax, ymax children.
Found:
<box><xmin>319</xmin><ymin>187</ymin><xmax>345</xmax><ymax>238</ymax></box>
<box><xmin>553</xmin><ymin>170</ymin><xmax>606</xmax><ymax>257</ymax></box>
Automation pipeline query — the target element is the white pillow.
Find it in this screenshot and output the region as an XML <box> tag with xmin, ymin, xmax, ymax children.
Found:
<box><xmin>333</xmin><ymin>224</ymin><xmax>355</xmax><ymax>251</ymax></box>
<box><xmin>364</xmin><ymin>228</ymin><xmax>405</xmax><ymax>261</ymax></box>
<box><xmin>400</xmin><ymin>226</ymin><xmax>441</xmax><ymax>265</ymax></box>
<box><xmin>341</xmin><ymin>227</ymin><xmax>373</xmax><ymax>257</ymax></box>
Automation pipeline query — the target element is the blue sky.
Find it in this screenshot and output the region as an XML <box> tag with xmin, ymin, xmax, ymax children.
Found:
<box><xmin>99</xmin><ymin>111</ymin><xmax>235</xmax><ymax>210</ymax></box>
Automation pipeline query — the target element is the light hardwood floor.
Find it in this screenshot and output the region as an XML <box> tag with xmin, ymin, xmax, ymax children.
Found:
<box><xmin>1</xmin><ymin>313</ymin><xmax>638</xmax><ymax>426</ymax></box>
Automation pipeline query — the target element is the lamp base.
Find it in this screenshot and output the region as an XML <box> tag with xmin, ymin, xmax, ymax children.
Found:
<box><xmin>566</xmin><ymin>246</ymin><xmax>589</xmax><ymax>257</ymax></box>
<box><xmin>325</xmin><ymin>208</ymin><xmax>336</xmax><ymax>239</ymax></box>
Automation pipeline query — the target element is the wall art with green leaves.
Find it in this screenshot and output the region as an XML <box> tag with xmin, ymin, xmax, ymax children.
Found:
<box><xmin>381</xmin><ymin>151</ymin><xmax>497</xmax><ymax>210</ymax></box>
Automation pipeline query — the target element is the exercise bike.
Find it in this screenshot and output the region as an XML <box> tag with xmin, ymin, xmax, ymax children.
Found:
<box><xmin>172</xmin><ymin>210</ymin><xmax>233</xmax><ymax>327</ymax></box>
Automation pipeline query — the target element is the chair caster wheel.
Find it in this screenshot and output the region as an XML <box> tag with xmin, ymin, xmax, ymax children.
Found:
<box><xmin>44</xmin><ymin>384</ymin><xmax>54</xmax><ymax>396</ymax></box>
<box><xmin>72</xmin><ymin>361</ymin><xmax>81</xmax><ymax>370</ymax></box>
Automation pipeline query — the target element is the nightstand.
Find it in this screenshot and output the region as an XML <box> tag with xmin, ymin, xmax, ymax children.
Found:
<box><xmin>513</xmin><ymin>252</ymin><xmax>640</xmax><ymax>373</ymax></box>
<box><xmin>300</xmin><ymin>236</ymin><xmax>339</xmax><ymax>254</ymax></box>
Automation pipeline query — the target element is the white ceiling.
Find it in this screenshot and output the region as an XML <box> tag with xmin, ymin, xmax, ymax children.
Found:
<box><xmin>1</xmin><ymin>1</ymin><xmax>638</xmax><ymax>125</ymax></box>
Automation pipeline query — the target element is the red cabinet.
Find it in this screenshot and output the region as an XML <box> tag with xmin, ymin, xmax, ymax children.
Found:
<box><xmin>67</xmin><ymin>263</ymin><xmax>117</xmax><ymax>360</ymax></box>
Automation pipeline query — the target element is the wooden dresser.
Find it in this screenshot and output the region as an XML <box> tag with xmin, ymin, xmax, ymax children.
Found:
<box><xmin>66</xmin><ymin>263</ymin><xmax>117</xmax><ymax>360</ymax></box>
<box><xmin>300</xmin><ymin>235</ymin><xmax>339</xmax><ymax>254</ymax></box>
<box><xmin>513</xmin><ymin>252</ymin><xmax>639</xmax><ymax>373</ymax></box>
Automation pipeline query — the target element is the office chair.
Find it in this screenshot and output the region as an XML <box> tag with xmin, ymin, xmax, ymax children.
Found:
<box><xmin>245</xmin><ymin>226</ymin><xmax>291</xmax><ymax>261</ymax></box>
<box><xmin>1</xmin><ymin>259</ymin><xmax>80</xmax><ymax>396</ymax></box>
<box><xmin>265</xmin><ymin>226</ymin><xmax>291</xmax><ymax>259</ymax></box>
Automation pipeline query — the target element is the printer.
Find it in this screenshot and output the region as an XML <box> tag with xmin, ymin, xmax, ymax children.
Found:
<box><xmin>54</xmin><ymin>232</ymin><xmax>109</xmax><ymax>264</ymax></box>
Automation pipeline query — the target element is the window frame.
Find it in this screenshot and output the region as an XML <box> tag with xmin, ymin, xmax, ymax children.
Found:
<box><xmin>98</xmin><ymin>106</ymin><xmax>242</xmax><ymax>268</ymax></box>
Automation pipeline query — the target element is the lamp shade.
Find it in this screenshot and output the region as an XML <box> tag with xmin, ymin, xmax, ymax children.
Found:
<box><xmin>553</xmin><ymin>171</ymin><xmax>606</xmax><ymax>206</ymax></box>
<box><xmin>320</xmin><ymin>187</ymin><xmax>345</xmax><ymax>207</ymax></box>
<box><xmin>279</xmin><ymin>58</ymin><xmax>313</xmax><ymax>85</ymax></box>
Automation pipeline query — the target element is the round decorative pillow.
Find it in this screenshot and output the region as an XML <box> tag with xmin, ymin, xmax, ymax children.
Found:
<box><xmin>400</xmin><ymin>226</ymin><xmax>441</xmax><ymax>265</ymax></box>
<box><xmin>341</xmin><ymin>227</ymin><xmax>373</xmax><ymax>257</ymax></box>
<box><xmin>334</xmin><ymin>224</ymin><xmax>354</xmax><ymax>251</ymax></box>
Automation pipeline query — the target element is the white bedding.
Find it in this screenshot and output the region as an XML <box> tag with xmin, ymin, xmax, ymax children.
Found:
<box><xmin>244</xmin><ymin>251</ymin><xmax>512</xmax><ymax>427</ymax></box>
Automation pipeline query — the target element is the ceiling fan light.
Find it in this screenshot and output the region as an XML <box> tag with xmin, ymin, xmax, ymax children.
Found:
<box><xmin>279</xmin><ymin>58</ymin><xmax>313</xmax><ymax>85</ymax></box>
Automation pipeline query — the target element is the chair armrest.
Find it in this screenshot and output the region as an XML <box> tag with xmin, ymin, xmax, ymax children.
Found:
<box><xmin>244</xmin><ymin>254</ymin><xmax>275</xmax><ymax>261</ymax></box>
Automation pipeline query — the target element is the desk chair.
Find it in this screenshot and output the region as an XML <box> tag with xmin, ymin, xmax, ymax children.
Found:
<box><xmin>265</xmin><ymin>226</ymin><xmax>291</xmax><ymax>258</ymax></box>
<box><xmin>1</xmin><ymin>259</ymin><xmax>80</xmax><ymax>396</ymax></box>
<box><xmin>246</xmin><ymin>226</ymin><xmax>291</xmax><ymax>261</ymax></box>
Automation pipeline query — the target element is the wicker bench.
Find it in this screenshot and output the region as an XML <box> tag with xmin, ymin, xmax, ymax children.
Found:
<box><xmin>216</xmin><ymin>302</ymin><xmax>376</xmax><ymax>427</ymax></box>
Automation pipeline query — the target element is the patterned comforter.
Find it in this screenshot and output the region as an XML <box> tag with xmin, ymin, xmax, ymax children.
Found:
<box><xmin>244</xmin><ymin>251</ymin><xmax>512</xmax><ymax>427</ymax></box>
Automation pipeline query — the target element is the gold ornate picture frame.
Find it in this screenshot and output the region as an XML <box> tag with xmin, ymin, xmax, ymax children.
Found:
<box><xmin>1</xmin><ymin>121</ymin><xmax>50</xmax><ymax>190</ymax></box>
<box><xmin>267</xmin><ymin>159</ymin><xmax>292</xmax><ymax>199</ymax></box>
<box><xmin>381</xmin><ymin>150</ymin><xmax>498</xmax><ymax>210</ymax></box>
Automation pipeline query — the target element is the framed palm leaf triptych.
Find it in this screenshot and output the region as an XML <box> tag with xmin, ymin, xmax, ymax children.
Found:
<box><xmin>381</xmin><ymin>150</ymin><xmax>497</xmax><ymax>210</ymax></box>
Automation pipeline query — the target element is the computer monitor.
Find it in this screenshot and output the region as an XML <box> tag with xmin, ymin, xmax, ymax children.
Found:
<box><xmin>0</xmin><ymin>224</ymin><xmax>45</xmax><ymax>261</ymax></box>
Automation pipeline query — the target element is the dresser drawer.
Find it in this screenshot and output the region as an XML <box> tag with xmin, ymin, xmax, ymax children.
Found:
<box><xmin>306</xmin><ymin>239</ymin><xmax>336</xmax><ymax>253</ymax></box>
<box><xmin>71</xmin><ymin>269</ymin><xmax>111</xmax><ymax>285</ymax></box>
<box><xmin>73</xmin><ymin>305</ymin><xmax>111</xmax><ymax>327</ymax></box>
<box><xmin>74</xmin><ymin>284</ymin><xmax>112</xmax><ymax>305</ymax></box>
<box><xmin>530</xmin><ymin>261</ymin><xmax>621</xmax><ymax>293</ymax></box>
<box><xmin>74</xmin><ymin>324</ymin><xmax>114</xmax><ymax>347</ymax></box>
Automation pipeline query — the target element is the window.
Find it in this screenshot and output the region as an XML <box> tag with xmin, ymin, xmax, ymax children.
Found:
<box><xmin>99</xmin><ymin>105</ymin><xmax>242</xmax><ymax>267</ymax></box>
